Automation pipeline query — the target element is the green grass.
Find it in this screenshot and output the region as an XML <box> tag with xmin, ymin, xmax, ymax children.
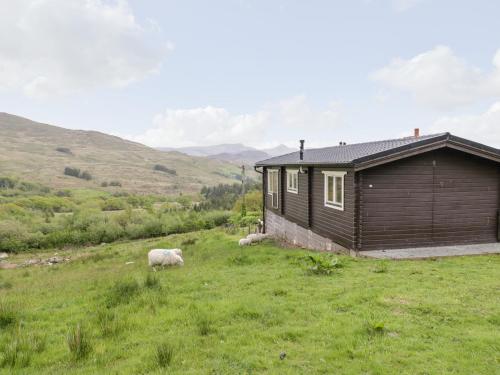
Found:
<box><xmin>0</xmin><ymin>229</ymin><xmax>499</xmax><ymax>374</ymax></box>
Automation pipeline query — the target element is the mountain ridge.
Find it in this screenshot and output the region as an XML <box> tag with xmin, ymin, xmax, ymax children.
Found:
<box><xmin>0</xmin><ymin>113</ymin><xmax>247</xmax><ymax>194</ymax></box>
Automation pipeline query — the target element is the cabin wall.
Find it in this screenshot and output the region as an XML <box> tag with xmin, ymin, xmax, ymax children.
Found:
<box><xmin>263</xmin><ymin>166</ymin><xmax>356</xmax><ymax>251</ymax></box>
<box><xmin>310</xmin><ymin>168</ymin><xmax>356</xmax><ymax>249</ymax></box>
<box><xmin>359</xmin><ymin>148</ymin><xmax>499</xmax><ymax>250</ymax></box>
<box><xmin>283</xmin><ymin>169</ymin><xmax>309</xmax><ymax>228</ymax></box>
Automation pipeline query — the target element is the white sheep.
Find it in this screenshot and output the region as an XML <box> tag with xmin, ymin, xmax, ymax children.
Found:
<box><xmin>246</xmin><ymin>233</ymin><xmax>269</xmax><ymax>242</ymax></box>
<box><xmin>239</xmin><ymin>238</ymin><xmax>252</xmax><ymax>246</ymax></box>
<box><xmin>148</xmin><ymin>249</ymin><xmax>184</xmax><ymax>267</ymax></box>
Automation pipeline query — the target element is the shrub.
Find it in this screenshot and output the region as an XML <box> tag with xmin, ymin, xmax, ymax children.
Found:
<box><xmin>106</xmin><ymin>279</ymin><xmax>141</xmax><ymax>307</ymax></box>
<box><xmin>153</xmin><ymin>164</ymin><xmax>177</xmax><ymax>175</ymax></box>
<box><xmin>101</xmin><ymin>197</ymin><xmax>127</xmax><ymax>211</ymax></box>
<box><xmin>232</xmin><ymin>191</ymin><xmax>262</xmax><ymax>214</ymax></box>
<box><xmin>200</xmin><ymin>180</ymin><xmax>261</xmax><ymax>210</ymax></box>
<box><xmin>109</xmin><ymin>180</ymin><xmax>122</xmax><ymax>187</ymax></box>
<box><xmin>56</xmin><ymin>147</ymin><xmax>72</xmax><ymax>155</ymax></box>
<box><xmin>64</xmin><ymin>167</ymin><xmax>92</xmax><ymax>180</ymax></box>
<box><xmin>303</xmin><ymin>254</ymin><xmax>343</xmax><ymax>275</ymax></box>
<box><xmin>64</xmin><ymin>167</ymin><xmax>80</xmax><ymax>178</ymax></box>
<box><xmin>55</xmin><ymin>190</ymin><xmax>72</xmax><ymax>197</ymax></box>
<box><xmin>154</xmin><ymin>342</ymin><xmax>174</xmax><ymax>368</ymax></box>
<box><xmin>100</xmin><ymin>181</ymin><xmax>108</xmax><ymax>187</ymax></box>
<box><xmin>67</xmin><ymin>324</ymin><xmax>92</xmax><ymax>361</ymax></box>
<box><xmin>80</xmin><ymin>171</ymin><xmax>92</xmax><ymax>181</ymax></box>
<box><xmin>0</xmin><ymin>177</ymin><xmax>16</xmax><ymax>189</ymax></box>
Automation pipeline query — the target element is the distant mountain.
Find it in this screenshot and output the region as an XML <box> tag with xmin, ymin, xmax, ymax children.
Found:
<box><xmin>157</xmin><ymin>143</ymin><xmax>255</xmax><ymax>157</ymax></box>
<box><xmin>157</xmin><ymin>143</ymin><xmax>296</xmax><ymax>165</ymax></box>
<box><xmin>0</xmin><ymin>113</ymin><xmax>248</xmax><ymax>194</ymax></box>
<box><xmin>208</xmin><ymin>150</ymin><xmax>270</xmax><ymax>165</ymax></box>
<box><xmin>262</xmin><ymin>144</ymin><xmax>296</xmax><ymax>157</ymax></box>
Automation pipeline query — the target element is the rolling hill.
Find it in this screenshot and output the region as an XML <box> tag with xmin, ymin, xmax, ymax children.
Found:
<box><xmin>0</xmin><ymin>113</ymin><xmax>249</xmax><ymax>194</ymax></box>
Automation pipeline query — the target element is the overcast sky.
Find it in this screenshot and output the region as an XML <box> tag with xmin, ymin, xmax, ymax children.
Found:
<box><xmin>1</xmin><ymin>0</ymin><xmax>500</xmax><ymax>149</ymax></box>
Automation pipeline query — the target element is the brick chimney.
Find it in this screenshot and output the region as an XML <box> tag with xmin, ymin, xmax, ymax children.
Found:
<box><xmin>414</xmin><ymin>128</ymin><xmax>420</xmax><ymax>138</ymax></box>
<box><xmin>299</xmin><ymin>140</ymin><xmax>304</xmax><ymax>160</ymax></box>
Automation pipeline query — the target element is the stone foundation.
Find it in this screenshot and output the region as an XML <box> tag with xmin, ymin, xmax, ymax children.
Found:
<box><xmin>265</xmin><ymin>209</ymin><xmax>352</xmax><ymax>254</ymax></box>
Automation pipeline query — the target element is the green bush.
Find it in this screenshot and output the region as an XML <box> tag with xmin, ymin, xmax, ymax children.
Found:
<box><xmin>0</xmin><ymin>176</ymin><xmax>232</xmax><ymax>251</ymax></box>
<box><xmin>100</xmin><ymin>197</ymin><xmax>128</xmax><ymax>211</ymax></box>
<box><xmin>64</xmin><ymin>167</ymin><xmax>92</xmax><ymax>181</ymax></box>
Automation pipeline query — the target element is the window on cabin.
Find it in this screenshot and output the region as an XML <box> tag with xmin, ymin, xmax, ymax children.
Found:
<box><xmin>286</xmin><ymin>169</ymin><xmax>298</xmax><ymax>193</ymax></box>
<box><xmin>267</xmin><ymin>169</ymin><xmax>279</xmax><ymax>208</ymax></box>
<box><xmin>323</xmin><ymin>171</ymin><xmax>346</xmax><ymax>210</ymax></box>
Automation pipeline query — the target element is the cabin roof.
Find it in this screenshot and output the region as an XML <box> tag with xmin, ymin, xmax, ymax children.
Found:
<box><xmin>255</xmin><ymin>133</ymin><xmax>500</xmax><ymax>169</ymax></box>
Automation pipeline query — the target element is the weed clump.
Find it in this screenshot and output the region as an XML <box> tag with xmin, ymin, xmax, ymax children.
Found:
<box><xmin>181</xmin><ymin>237</ymin><xmax>197</xmax><ymax>246</ymax></box>
<box><xmin>154</xmin><ymin>342</ymin><xmax>174</xmax><ymax>368</ymax></box>
<box><xmin>106</xmin><ymin>279</ymin><xmax>140</xmax><ymax>307</ymax></box>
<box><xmin>365</xmin><ymin>320</ymin><xmax>386</xmax><ymax>336</ymax></box>
<box><xmin>67</xmin><ymin>324</ymin><xmax>92</xmax><ymax>361</ymax></box>
<box><xmin>196</xmin><ymin>316</ymin><xmax>214</xmax><ymax>336</ymax></box>
<box><xmin>96</xmin><ymin>310</ymin><xmax>122</xmax><ymax>337</ymax></box>
<box><xmin>303</xmin><ymin>254</ymin><xmax>343</xmax><ymax>275</ymax></box>
<box><xmin>228</xmin><ymin>254</ymin><xmax>253</xmax><ymax>266</ymax></box>
<box><xmin>0</xmin><ymin>303</ymin><xmax>18</xmax><ymax>329</ymax></box>
<box><xmin>371</xmin><ymin>261</ymin><xmax>389</xmax><ymax>273</ymax></box>
<box><xmin>144</xmin><ymin>273</ymin><xmax>161</xmax><ymax>290</ymax></box>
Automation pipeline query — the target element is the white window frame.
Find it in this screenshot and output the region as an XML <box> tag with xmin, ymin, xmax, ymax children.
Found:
<box><xmin>286</xmin><ymin>169</ymin><xmax>299</xmax><ymax>194</ymax></box>
<box><xmin>322</xmin><ymin>171</ymin><xmax>347</xmax><ymax>211</ymax></box>
<box><xmin>267</xmin><ymin>169</ymin><xmax>279</xmax><ymax>208</ymax></box>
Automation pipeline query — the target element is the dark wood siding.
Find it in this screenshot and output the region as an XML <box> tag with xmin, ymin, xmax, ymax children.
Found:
<box><xmin>310</xmin><ymin>167</ymin><xmax>356</xmax><ymax>249</ymax></box>
<box><xmin>359</xmin><ymin>148</ymin><xmax>499</xmax><ymax>250</ymax></box>
<box><xmin>283</xmin><ymin>168</ymin><xmax>309</xmax><ymax>228</ymax></box>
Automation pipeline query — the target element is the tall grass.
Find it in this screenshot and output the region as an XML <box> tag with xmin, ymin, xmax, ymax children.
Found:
<box><xmin>67</xmin><ymin>324</ymin><xmax>92</xmax><ymax>361</ymax></box>
<box><xmin>0</xmin><ymin>303</ymin><xmax>18</xmax><ymax>328</ymax></box>
<box><xmin>106</xmin><ymin>279</ymin><xmax>141</xmax><ymax>307</ymax></box>
<box><xmin>96</xmin><ymin>310</ymin><xmax>122</xmax><ymax>338</ymax></box>
<box><xmin>154</xmin><ymin>342</ymin><xmax>174</xmax><ymax>368</ymax></box>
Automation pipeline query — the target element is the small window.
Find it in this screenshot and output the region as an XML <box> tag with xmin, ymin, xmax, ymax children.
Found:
<box><xmin>323</xmin><ymin>171</ymin><xmax>346</xmax><ymax>210</ymax></box>
<box><xmin>286</xmin><ymin>169</ymin><xmax>298</xmax><ymax>194</ymax></box>
<box><xmin>267</xmin><ymin>169</ymin><xmax>279</xmax><ymax>208</ymax></box>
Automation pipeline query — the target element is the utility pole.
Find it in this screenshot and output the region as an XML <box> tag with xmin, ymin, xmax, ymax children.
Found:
<box><xmin>241</xmin><ymin>165</ymin><xmax>246</xmax><ymax>217</ymax></box>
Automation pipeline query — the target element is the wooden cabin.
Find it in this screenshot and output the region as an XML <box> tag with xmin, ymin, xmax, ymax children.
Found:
<box><xmin>255</xmin><ymin>131</ymin><xmax>500</xmax><ymax>253</ymax></box>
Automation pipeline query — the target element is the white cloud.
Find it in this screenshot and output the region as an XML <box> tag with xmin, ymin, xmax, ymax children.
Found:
<box><xmin>0</xmin><ymin>0</ymin><xmax>170</xmax><ymax>97</ymax></box>
<box><xmin>372</xmin><ymin>46</ymin><xmax>500</xmax><ymax>110</ymax></box>
<box><xmin>431</xmin><ymin>102</ymin><xmax>500</xmax><ymax>147</ymax></box>
<box><xmin>130</xmin><ymin>96</ymin><xmax>343</xmax><ymax>148</ymax></box>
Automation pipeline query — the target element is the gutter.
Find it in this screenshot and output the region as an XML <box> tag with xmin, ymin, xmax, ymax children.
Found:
<box><xmin>254</xmin><ymin>166</ymin><xmax>266</xmax><ymax>234</ymax></box>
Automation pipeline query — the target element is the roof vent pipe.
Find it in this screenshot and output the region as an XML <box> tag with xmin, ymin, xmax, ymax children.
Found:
<box><xmin>414</xmin><ymin>128</ymin><xmax>420</xmax><ymax>138</ymax></box>
<box><xmin>299</xmin><ymin>140</ymin><xmax>304</xmax><ymax>160</ymax></box>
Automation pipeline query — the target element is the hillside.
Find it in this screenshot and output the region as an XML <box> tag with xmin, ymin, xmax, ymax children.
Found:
<box><xmin>0</xmin><ymin>113</ymin><xmax>247</xmax><ymax>194</ymax></box>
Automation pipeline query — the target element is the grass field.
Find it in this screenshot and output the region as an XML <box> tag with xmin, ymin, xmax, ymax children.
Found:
<box><xmin>1</xmin><ymin>229</ymin><xmax>499</xmax><ymax>374</ymax></box>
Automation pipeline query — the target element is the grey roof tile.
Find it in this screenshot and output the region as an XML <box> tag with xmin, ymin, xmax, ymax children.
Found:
<box><xmin>255</xmin><ymin>133</ymin><xmax>449</xmax><ymax>166</ymax></box>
